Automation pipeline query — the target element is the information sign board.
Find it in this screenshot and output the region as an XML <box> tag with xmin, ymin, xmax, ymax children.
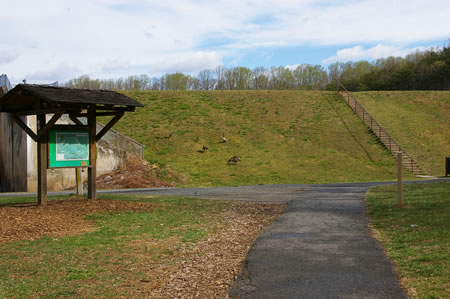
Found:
<box><xmin>48</xmin><ymin>129</ymin><xmax>90</xmax><ymax>168</ymax></box>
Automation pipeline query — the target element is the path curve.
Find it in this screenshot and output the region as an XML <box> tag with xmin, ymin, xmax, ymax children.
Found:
<box><xmin>109</xmin><ymin>180</ymin><xmax>447</xmax><ymax>298</ymax></box>
<box><xmin>228</xmin><ymin>183</ymin><xmax>407</xmax><ymax>298</ymax></box>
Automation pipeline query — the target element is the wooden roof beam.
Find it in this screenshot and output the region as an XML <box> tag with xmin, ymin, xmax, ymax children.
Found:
<box><xmin>14</xmin><ymin>107</ymin><xmax>63</xmax><ymax>116</ymax></box>
<box><xmin>68</xmin><ymin>114</ymin><xmax>84</xmax><ymax>126</ymax></box>
<box><xmin>36</xmin><ymin>110</ymin><xmax>64</xmax><ymax>141</ymax></box>
<box><xmin>12</xmin><ymin>115</ymin><xmax>38</xmax><ymax>142</ymax></box>
<box><xmin>12</xmin><ymin>109</ymin><xmax>64</xmax><ymax>142</ymax></box>
<box><xmin>95</xmin><ymin>110</ymin><xmax>124</xmax><ymax>141</ymax></box>
<box><xmin>96</xmin><ymin>106</ymin><xmax>136</xmax><ymax>112</ymax></box>
<box><xmin>73</xmin><ymin>111</ymin><xmax>122</xmax><ymax>117</ymax></box>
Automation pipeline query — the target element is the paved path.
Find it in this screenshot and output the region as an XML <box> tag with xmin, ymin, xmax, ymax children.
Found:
<box><xmin>229</xmin><ymin>184</ymin><xmax>407</xmax><ymax>298</ymax></box>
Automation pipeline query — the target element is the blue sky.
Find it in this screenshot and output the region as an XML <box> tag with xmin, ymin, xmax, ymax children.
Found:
<box><xmin>1</xmin><ymin>0</ymin><xmax>449</xmax><ymax>84</ymax></box>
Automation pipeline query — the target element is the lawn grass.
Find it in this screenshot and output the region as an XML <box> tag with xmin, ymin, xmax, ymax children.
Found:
<box><xmin>355</xmin><ymin>91</ymin><xmax>450</xmax><ymax>176</ymax></box>
<box><xmin>366</xmin><ymin>181</ymin><xmax>450</xmax><ymax>298</ymax></box>
<box><xmin>104</xmin><ymin>90</ymin><xmax>416</xmax><ymax>186</ymax></box>
<box><xmin>0</xmin><ymin>195</ymin><xmax>229</xmax><ymax>298</ymax></box>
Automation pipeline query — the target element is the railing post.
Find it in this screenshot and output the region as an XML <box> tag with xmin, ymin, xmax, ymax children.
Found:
<box><xmin>76</xmin><ymin>168</ymin><xmax>83</xmax><ymax>196</ymax></box>
<box><xmin>397</xmin><ymin>152</ymin><xmax>403</xmax><ymax>208</ymax></box>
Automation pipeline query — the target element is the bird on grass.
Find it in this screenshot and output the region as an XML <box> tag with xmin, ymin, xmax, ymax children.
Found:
<box><xmin>228</xmin><ymin>156</ymin><xmax>241</xmax><ymax>164</ymax></box>
<box><xmin>222</xmin><ymin>133</ymin><xmax>228</xmax><ymax>143</ymax></box>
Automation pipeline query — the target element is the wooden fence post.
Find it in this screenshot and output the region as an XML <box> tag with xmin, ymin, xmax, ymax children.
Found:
<box><xmin>397</xmin><ymin>152</ymin><xmax>403</xmax><ymax>208</ymax></box>
<box><xmin>37</xmin><ymin>114</ymin><xmax>47</xmax><ymax>206</ymax></box>
<box><xmin>76</xmin><ymin>168</ymin><xmax>83</xmax><ymax>196</ymax></box>
<box><xmin>87</xmin><ymin>105</ymin><xmax>97</xmax><ymax>200</ymax></box>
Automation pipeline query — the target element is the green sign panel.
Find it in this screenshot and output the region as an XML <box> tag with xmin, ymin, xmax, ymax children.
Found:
<box><xmin>49</xmin><ymin>130</ymin><xmax>90</xmax><ymax>168</ymax></box>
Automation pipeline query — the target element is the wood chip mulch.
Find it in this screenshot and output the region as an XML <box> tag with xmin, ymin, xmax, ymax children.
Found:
<box><xmin>0</xmin><ymin>198</ymin><xmax>286</xmax><ymax>297</ymax></box>
<box><xmin>146</xmin><ymin>202</ymin><xmax>286</xmax><ymax>298</ymax></box>
<box><xmin>0</xmin><ymin>198</ymin><xmax>155</xmax><ymax>243</ymax></box>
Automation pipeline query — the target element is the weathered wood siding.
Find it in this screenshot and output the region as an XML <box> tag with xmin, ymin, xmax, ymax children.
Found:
<box><xmin>0</xmin><ymin>112</ymin><xmax>28</xmax><ymax>192</ymax></box>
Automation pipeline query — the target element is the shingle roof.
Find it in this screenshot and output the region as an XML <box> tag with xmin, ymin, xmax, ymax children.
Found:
<box><xmin>0</xmin><ymin>84</ymin><xmax>144</xmax><ymax>113</ymax></box>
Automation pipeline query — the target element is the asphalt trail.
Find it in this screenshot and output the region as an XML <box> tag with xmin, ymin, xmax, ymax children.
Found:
<box><xmin>228</xmin><ymin>184</ymin><xmax>408</xmax><ymax>298</ymax></box>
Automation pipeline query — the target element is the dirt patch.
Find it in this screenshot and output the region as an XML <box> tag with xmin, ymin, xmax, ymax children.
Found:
<box><xmin>95</xmin><ymin>157</ymin><xmax>174</xmax><ymax>189</ymax></box>
<box><xmin>0</xmin><ymin>198</ymin><xmax>155</xmax><ymax>243</ymax></box>
<box><xmin>140</xmin><ymin>202</ymin><xmax>286</xmax><ymax>298</ymax></box>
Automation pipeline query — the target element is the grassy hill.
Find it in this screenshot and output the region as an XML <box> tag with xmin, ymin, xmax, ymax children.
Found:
<box><xmin>354</xmin><ymin>91</ymin><xmax>450</xmax><ymax>176</ymax></box>
<box><xmin>106</xmin><ymin>90</ymin><xmax>415</xmax><ymax>186</ymax></box>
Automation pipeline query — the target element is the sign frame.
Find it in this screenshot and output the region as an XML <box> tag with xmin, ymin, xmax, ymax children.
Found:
<box><xmin>48</xmin><ymin>128</ymin><xmax>90</xmax><ymax>168</ymax></box>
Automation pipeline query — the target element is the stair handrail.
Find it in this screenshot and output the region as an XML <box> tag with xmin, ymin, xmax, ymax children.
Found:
<box><xmin>333</xmin><ymin>76</ymin><xmax>421</xmax><ymax>173</ymax></box>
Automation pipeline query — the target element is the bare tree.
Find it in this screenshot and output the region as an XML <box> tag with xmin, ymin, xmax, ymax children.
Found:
<box><xmin>197</xmin><ymin>69</ymin><xmax>216</xmax><ymax>90</ymax></box>
<box><xmin>252</xmin><ymin>67</ymin><xmax>269</xmax><ymax>89</ymax></box>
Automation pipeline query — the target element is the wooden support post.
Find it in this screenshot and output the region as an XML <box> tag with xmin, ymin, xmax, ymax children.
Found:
<box><xmin>397</xmin><ymin>152</ymin><xmax>403</xmax><ymax>208</ymax></box>
<box><xmin>76</xmin><ymin>168</ymin><xmax>83</xmax><ymax>197</ymax></box>
<box><xmin>37</xmin><ymin>114</ymin><xmax>48</xmax><ymax>206</ymax></box>
<box><xmin>87</xmin><ymin>105</ymin><xmax>97</xmax><ymax>200</ymax></box>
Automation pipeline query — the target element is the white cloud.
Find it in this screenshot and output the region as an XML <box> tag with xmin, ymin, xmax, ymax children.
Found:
<box><xmin>148</xmin><ymin>51</ymin><xmax>223</xmax><ymax>74</ymax></box>
<box><xmin>285</xmin><ymin>64</ymin><xmax>301</xmax><ymax>70</ymax></box>
<box><xmin>26</xmin><ymin>64</ymin><xmax>82</xmax><ymax>82</ymax></box>
<box><xmin>322</xmin><ymin>44</ymin><xmax>429</xmax><ymax>64</ymax></box>
<box><xmin>102</xmin><ymin>60</ymin><xmax>133</xmax><ymax>74</ymax></box>
<box><xmin>0</xmin><ymin>0</ymin><xmax>449</xmax><ymax>83</ymax></box>
<box><xmin>0</xmin><ymin>50</ymin><xmax>19</xmax><ymax>64</ymax></box>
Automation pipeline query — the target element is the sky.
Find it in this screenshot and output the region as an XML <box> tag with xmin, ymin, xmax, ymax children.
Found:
<box><xmin>1</xmin><ymin>0</ymin><xmax>449</xmax><ymax>85</ymax></box>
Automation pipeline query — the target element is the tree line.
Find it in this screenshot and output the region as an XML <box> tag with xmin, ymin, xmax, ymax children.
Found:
<box><xmin>65</xmin><ymin>44</ymin><xmax>449</xmax><ymax>91</ymax></box>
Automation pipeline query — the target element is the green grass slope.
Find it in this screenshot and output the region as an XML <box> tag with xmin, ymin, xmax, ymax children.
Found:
<box><xmin>107</xmin><ymin>90</ymin><xmax>414</xmax><ymax>187</ymax></box>
<box><xmin>354</xmin><ymin>91</ymin><xmax>450</xmax><ymax>176</ymax></box>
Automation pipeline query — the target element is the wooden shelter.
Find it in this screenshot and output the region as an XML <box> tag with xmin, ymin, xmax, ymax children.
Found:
<box><xmin>0</xmin><ymin>84</ymin><xmax>143</xmax><ymax>205</ymax></box>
